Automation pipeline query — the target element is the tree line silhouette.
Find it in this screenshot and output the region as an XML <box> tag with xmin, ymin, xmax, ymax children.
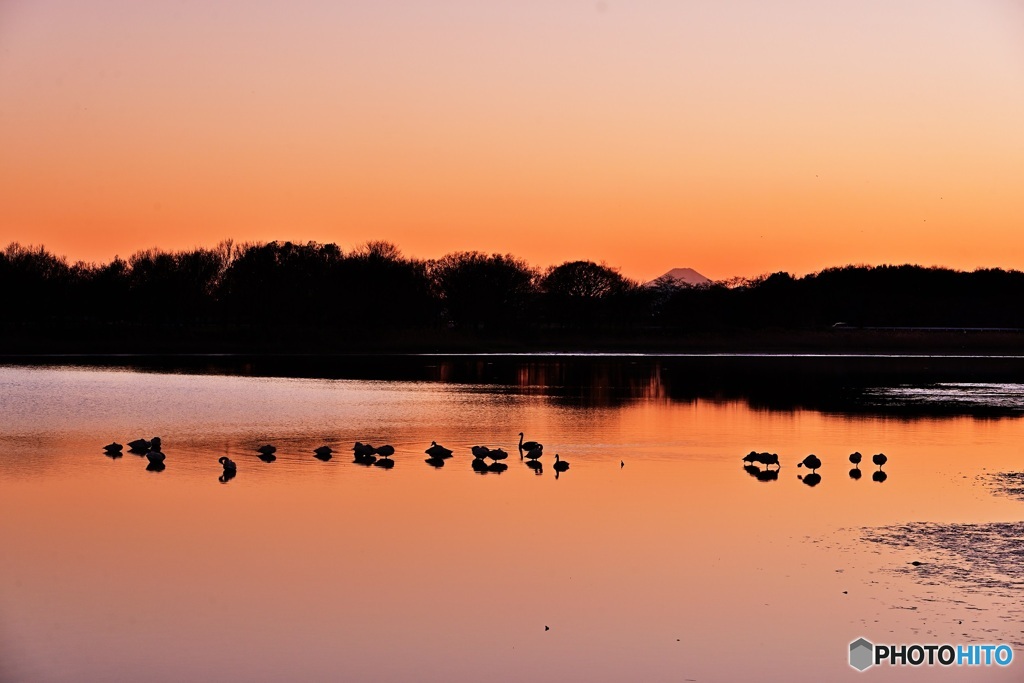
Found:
<box><xmin>3</xmin><ymin>239</ymin><xmax>1024</xmax><ymax>351</ymax></box>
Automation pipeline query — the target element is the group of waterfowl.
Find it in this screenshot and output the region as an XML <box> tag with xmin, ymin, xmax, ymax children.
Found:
<box><xmin>743</xmin><ymin>450</ymin><xmax>890</xmax><ymax>485</ymax></box>
<box><xmin>103</xmin><ymin>437</ymin><xmax>166</xmax><ymax>471</ymax></box>
<box><xmin>102</xmin><ymin>431</ymin><xmax>572</xmax><ymax>479</ymax></box>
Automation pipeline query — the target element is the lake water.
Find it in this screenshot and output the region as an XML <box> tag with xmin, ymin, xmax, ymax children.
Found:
<box><xmin>1</xmin><ymin>357</ymin><xmax>1022</xmax><ymax>682</ymax></box>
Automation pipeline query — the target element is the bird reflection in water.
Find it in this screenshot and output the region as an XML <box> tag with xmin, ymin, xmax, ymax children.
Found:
<box><xmin>425</xmin><ymin>456</ymin><xmax>446</xmax><ymax>468</ymax></box>
<box><xmin>525</xmin><ymin>460</ymin><xmax>543</xmax><ymax>475</ymax></box>
<box><xmin>849</xmin><ymin>468</ymin><xmax>863</xmax><ymax>480</ymax></box>
<box><xmin>872</xmin><ymin>470</ymin><xmax>888</xmax><ymax>483</ymax></box>
<box><xmin>471</xmin><ymin>457</ymin><xmax>489</xmax><ymax>473</ymax></box>
<box><xmin>146</xmin><ymin>461</ymin><xmax>166</xmax><ymax>472</ymax></box>
<box><xmin>219</xmin><ymin>468</ymin><xmax>236</xmax><ymax>483</ymax></box>
<box><xmin>799</xmin><ymin>472</ymin><xmax>822</xmax><ymax>487</ymax></box>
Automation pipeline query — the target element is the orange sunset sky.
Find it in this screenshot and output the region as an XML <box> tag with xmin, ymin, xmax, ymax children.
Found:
<box><xmin>2</xmin><ymin>0</ymin><xmax>1023</xmax><ymax>282</ymax></box>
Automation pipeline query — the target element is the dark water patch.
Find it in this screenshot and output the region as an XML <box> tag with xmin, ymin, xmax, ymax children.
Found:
<box><xmin>982</xmin><ymin>472</ymin><xmax>1024</xmax><ymax>502</ymax></box>
<box><xmin>862</xmin><ymin>521</ymin><xmax>1024</xmax><ymax>595</ymax></box>
<box><xmin>7</xmin><ymin>354</ymin><xmax>1024</xmax><ymax>415</ymax></box>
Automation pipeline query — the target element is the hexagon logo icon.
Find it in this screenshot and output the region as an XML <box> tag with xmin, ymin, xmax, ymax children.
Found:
<box><xmin>850</xmin><ymin>637</ymin><xmax>874</xmax><ymax>671</ymax></box>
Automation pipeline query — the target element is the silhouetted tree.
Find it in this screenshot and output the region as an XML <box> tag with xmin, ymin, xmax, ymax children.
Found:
<box><xmin>428</xmin><ymin>252</ymin><xmax>537</xmax><ymax>329</ymax></box>
<box><xmin>540</xmin><ymin>260</ymin><xmax>640</xmax><ymax>328</ymax></box>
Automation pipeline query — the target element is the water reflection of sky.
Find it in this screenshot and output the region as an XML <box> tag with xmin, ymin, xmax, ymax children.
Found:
<box><xmin>0</xmin><ymin>364</ymin><xmax>1022</xmax><ymax>682</ymax></box>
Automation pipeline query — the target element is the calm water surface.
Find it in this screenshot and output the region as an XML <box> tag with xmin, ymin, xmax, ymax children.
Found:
<box><xmin>1</xmin><ymin>360</ymin><xmax>1022</xmax><ymax>682</ymax></box>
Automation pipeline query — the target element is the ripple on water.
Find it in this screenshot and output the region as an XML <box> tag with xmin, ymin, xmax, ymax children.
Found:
<box><xmin>982</xmin><ymin>471</ymin><xmax>1024</xmax><ymax>503</ymax></box>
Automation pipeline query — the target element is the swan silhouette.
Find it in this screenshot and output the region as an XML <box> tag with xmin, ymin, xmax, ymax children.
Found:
<box><xmin>797</xmin><ymin>454</ymin><xmax>821</xmax><ymax>472</ymax></box>
<box><xmin>103</xmin><ymin>442</ymin><xmax>123</xmax><ymax>454</ymax></box>
<box><xmin>219</xmin><ymin>456</ymin><xmax>237</xmax><ymax>472</ymax></box>
<box><xmin>849</xmin><ymin>452</ymin><xmax>862</xmax><ymax>467</ymax></box>
<box><xmin>553</xmin><ymin>454</ymin><xmax>569</xmax><ymax>472</ymax></box>
<box><xmin>376</xmin><ymin>445</ymin><xmax>395</xmax><ymax>458</ymax></box>
<box><xmin>872</xmin><ymin>453</ymin><xmax>887</xmax><ymax>469</ymax></box>
<box><xmin>488</xmin><ymin>448</ymin><xmax>508</xmax><ymax>463</ymax></box>
<box><xmin>314</xmin><ymin>446</ymin><xmax>333</xmax><ymax>460</ymax></box>
<box><xmin>518</xmin><ymin>433</ymin><xmax>541</xmax><ymax>453</ymax></box>
<box><xmin>471</xmin><ymin>445</ymin><xmax>491</xmax><ymax>459</ymax></box>
<box><xmin>523</xmin><ymin>445</ymin><xmax>543</xmax><ymax>461</ymax></box>
<box><xmin>425</xmin><ymin>441</ymin><xmax>452</xmax><ymax>459</ymax></box>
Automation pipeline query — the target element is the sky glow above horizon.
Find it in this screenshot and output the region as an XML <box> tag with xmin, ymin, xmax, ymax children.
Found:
<box><xmin>2</xmin><ymin>0</ymin><xmax>1023</xmax><ymax>281</ymax></box>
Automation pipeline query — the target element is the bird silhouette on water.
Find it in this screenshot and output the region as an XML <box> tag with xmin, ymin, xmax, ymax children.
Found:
<box><xmin>314</xmin><ymin>445</ymin><xmax>333</xmax><ymax>461</ymax></box>
<box><xmin>103</xmin><ymin>442</ymin><xmax>123</xmax><ymax>454</ymax></box>
<box><xmin>374</xmin><ymin>445</ymin><xmax>396</xmax><ymax>468</ymax></box>
<box><xmin>797</xmin><ymin>454</ymin><xmax>821</xmax><ymax>472</ymax></box>
<box><xmin>518</xmin><ymin>432</ymin><xmax>541</xmax><ymax>457</ymax></box>
<box><xmin>553</xmin><ymin>454</ymin><xmax>569</xmax><ymax>472</ymax></box>
<box><xmin>872</xmin><ymin>453</ymin><xmax>888</xmax><ymax>470</ymax></box>
<box><xmin>425</xmin><ymin>441</ymin><xmax>452</xmax><ymax>459</ymax></box>
<box><xmin>127</xmin><ymin>438</ymin><xmax>151</xmax><ymax>453</ymax></box>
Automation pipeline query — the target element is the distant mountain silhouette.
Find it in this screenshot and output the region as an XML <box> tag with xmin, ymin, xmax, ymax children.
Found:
<box><xmin>646</xmin><ymin>267</ymin><xmax>711</xmax><ymax>287</ymax></box>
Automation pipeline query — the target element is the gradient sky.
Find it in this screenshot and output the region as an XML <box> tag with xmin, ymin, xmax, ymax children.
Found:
<box><xmin>2</xmin><ymin>0</ymin><xmax>1023</xmax><ymax>281</ymax></box>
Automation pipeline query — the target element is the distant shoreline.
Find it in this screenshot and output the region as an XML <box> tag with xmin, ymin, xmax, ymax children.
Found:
<box><xmin>2</xmin><ymin>324</ymin><xmax>1023</xmax><ymax>356</ymax></box>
